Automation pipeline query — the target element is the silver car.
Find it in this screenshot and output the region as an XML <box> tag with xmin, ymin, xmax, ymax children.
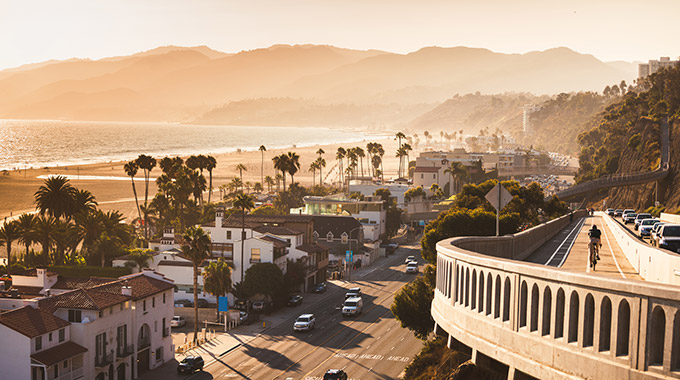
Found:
<box><xmin>293</xmin><ymin>314</ymin><xmax>315</xmax><ymax>331</ymax></box>
<box><xmin>638</xmin><ymin>219</ymin><xmax>658</xmax><ymax>238</ymax></box>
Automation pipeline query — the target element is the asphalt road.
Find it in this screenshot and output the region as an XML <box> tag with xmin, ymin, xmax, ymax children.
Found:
<box><xmin>187</xmin><ymin>245</ymin><xmax>424</xmax><ymax>380</ymax></box>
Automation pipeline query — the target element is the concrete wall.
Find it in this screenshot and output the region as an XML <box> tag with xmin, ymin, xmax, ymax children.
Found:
<box><xmin>660</xmin><ymin>213</ymin><xmax>680</xmax><ymax>224</ymax></box>
<box><xmin>0</xmin><ymin>326</ymin><xmax>31</xmax><ymax>380</ymax></box>
<box><xmin>433</xmin><ymin>211</ymin><xmax>680</xmax><ymax>379</ymax></box>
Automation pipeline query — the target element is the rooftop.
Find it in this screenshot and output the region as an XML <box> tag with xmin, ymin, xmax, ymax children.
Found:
<box><xmin>0</xmin><ymin>306</ymin><xmax>70</xmax><ymax>338</ymax></box>
<box><xmin>31</xmin><ymin>341</ymin><xmax>87</xmax><ymax>366</ymax></box>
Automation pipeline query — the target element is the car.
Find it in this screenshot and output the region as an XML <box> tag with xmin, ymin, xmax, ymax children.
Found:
<box><xmin>233</xmin><ymin>300</ymin><xmax>250</xmax><ymax>312</ymax></box>
<box><xmin>287</xmin><ymin>294</ymin><xmax>303</xmax><ymax>307</ymax></box>
<box><xmin>657</xmin><ymin>224</ymin><xmax>680</xmax><ymax>253</ymax></box>
<box><xmin>405</xmin><ymin>255</ymin><xmax>416</xmax><ymax>264</ymax></box>
<box><xmin>177</xmin><ymin>355</ymin><xmax>204</xmax><ymax>374</ymax></box>
<box><xmin>606</xmin><ymin>208</ymin><xmax>615</xmax><ymax>216</ymax></box>
<box><xmin>171</xmin><ymin>315</ymin><xmax>186</xmax><ymax>328</ymax></box>
<box><xmin>293</xmin><ymin>314</ymin><xmax>316</xmax><ymax>331</ymax></box>
<box><xmin>638</xmin><ymin>219</ymin><xmax>659</xmax><ymax>238</ymax></box>
<box><xmin>174</xmin><ymin>299</ymin><xmax>193</xmax><ymax>308</ymax></box>
<box><xmin>622</xmin><ymin>209</ymin><xmax>635</xmax><ymax>218</ymax></box>
<box><xmin>342</xmin><ymin>297</ymin><xmax>363</xmax><ymax>316</ymax></box>
<box><xmin>651</xmin><ymin>222</ymin><xmax>666</xmax><ymax>246</ymax></box>
<box><xmin>324</xmin><ymin>369</ymin><xmax>348</xmax><ymax>380</ymax></box>
<box><xmin>252</xmin><ymin>300</ymin><xmax>267</xmax><ymax>312</ymax></box>
<box><xmin>196</xmin><ymin>298</ymin><xmax>209</xmax><ymax>308</ymax></box>
<box><xmin>239</xmin><ymin>311</ymin><xmax>250</xmax><ymax>324</ymax></box>
<box><xmin>634</xmin><ymin>213</ymin><xmax>653</xmax><ymax>230</ymax></box>
<box><xmin>406</xmin><ymin>261</ymin><xmax>419</xmax><ymax>273</ymax></box>
<box><xmin>345</xmin><ymin>287</ymin><xmax>361</xmax><ymax>299</ymax></box>
<box><xmin>312</xmin><ymin>282</ymin><xmax>327</xmax><ymax>293</ymax></box>
<box><xmin>623</xmin><ymin>213</ymin><xmax>637</xmax><ymax>224</ymax></box>
<box><xmin>614</xmin><ymin>209</ymin><xmax>623</xmax><ymax>217</ymax></box>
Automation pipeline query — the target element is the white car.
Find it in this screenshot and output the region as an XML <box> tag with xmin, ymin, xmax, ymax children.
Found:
<box><xmin>293</xmin><ymin>314</ymin><xmax>315</xmax><ymax>331</ymax></box>
<box><xmin>638</xmin><ymin>219</ymin><xmax>658</xmax><ymax>238</ymax></box>
<box><xmin>406</xmin><ymin>262</ymin><xmax>418</xmax><ymax>273</ymax></box>
<box><xmin>405</xmin><ymin>255</ymin><xmax>416</xmax><ymax>264</ymax></box>
<box><xmin>170</xmin><ymin>316</ymin><xmax>186</xmax><ymax>328</ymax></box>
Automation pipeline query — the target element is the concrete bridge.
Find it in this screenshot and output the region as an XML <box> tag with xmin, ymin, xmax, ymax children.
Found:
<box><xmin>432</xmin><ymin>211</ymin><xmax>680</xmax><ymax>379</ymax></box>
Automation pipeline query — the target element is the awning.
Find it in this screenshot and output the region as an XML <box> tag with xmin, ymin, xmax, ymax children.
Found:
<box><xmin>31</xmin><ymin>341</ymin><xmax>87</xmax><ymax>367</ymax></box>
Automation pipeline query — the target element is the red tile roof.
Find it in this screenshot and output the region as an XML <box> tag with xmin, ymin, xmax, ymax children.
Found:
<box><xmin>97</xmin><ymin>273</ymin><xmax>175</xmax><ymax>300</ymax></box>
<box><xmin>414</xmin><ymin>166</ymin><xmax>440</xmax><ymax>173</ymax></box>
<box><xmin>0</xmin><ymin>306</ymin><xmax>69</xmax><ymax>338</ymax></box>
<box><xmin>52</xmin><ymin>277</ymin><xmax>116</xmax><ymax>291</ymax></box>
<box><xmin>39</xmin><ymin>288</ymin><xmax>130</xmax><ymax>312</ymax></box>
<box><xmin>254</xmin><ymin>226</ymin><xmax>303</xmax><ymax>235</ymax></box>
<box><xmin>31</xmin><ymin>341</ymin><xmax>87</xmax><ymax>366</ymax></box>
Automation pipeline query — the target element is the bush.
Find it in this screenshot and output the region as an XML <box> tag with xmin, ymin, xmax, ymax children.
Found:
<box><xmin>48</xmin><ymin>265</ymin><xmax>131</xmax><ymax>278</ymax></box>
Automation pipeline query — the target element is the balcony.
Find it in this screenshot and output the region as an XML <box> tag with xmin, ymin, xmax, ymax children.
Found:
<box><xmin>117</xmin><ymin>344</ymin><xmax>134</xmax><ymax>358</ymax></box>
<box><xmin>55</xmin><ymin>367</ymin><xmax>84</xmax><ymax>380</ymax></box>
<box><xmin>94</xmin><ymin>352</ymin><xmax>113</xmax><ymax>368</ymax></box>
<box><xmin>163</xmin><ymin>327</ymin><xmax>170</xmax><ymax>337</ymax></box>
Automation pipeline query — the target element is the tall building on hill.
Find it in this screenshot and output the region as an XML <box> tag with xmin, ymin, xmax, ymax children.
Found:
<box><xmin>639</xmin><ymin>57</ymin><xmax>679</xmax><ymax>78</ymax></box>
<box><xmin>522</xmin><ymin>104</ymin><xmax>540</xmax><ymax>135</ymax></box>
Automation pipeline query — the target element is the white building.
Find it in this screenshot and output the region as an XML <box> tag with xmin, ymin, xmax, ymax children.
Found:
<box><xmin>639</xmin><ymin>57</ymin><xmax>679</xmax><ymax>78</ymax></box>
<box><xmin>299</xmin><ymin>194</ymin><xmax>386</xmax><ymax>242</ymax></box>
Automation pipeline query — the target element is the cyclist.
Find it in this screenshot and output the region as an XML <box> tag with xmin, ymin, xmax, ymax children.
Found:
<box><xmin>588</xmin><ymin>225</ymin><xmax>602</xmax><ymax>266</ymax></box>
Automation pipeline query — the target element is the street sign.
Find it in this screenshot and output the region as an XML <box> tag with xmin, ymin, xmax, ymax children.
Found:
<box><xmin>485</xmin><ymin>183</ymin><xmax>513</xmax><ymax>211</ymax></box>
<box><xmin>218</xmin><ymin>296</ymin><xmax>229</xmax><ymax>312</ymax></box>
<box><xmin>346</xmin><ymin>250</ymin><xmax>353</xmax><ymax>263</ymax></box>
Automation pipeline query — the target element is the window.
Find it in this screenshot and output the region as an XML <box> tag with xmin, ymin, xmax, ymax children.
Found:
<box><xmin>155</xmin><ymin>347</ymin><xmax>163</xmax><ymax>362</ymax></box>
<box><xmin>109</xmin><ymin>307</ymin><xmax>113</xmax><ymax>315</ymax></box>
<box><xmin>421</xmin><ymin>174</ymin><xmax>424</xmax><ymax>179</ymax></box>
<box><xmin>251</xmin><ymin>248</ymin><xmax>261</xmax><ymax>262</ymax></box>
<box><xmin>98</xmin><ymin>310</ymin><xmax>104</xmax><ymax>318</ymax></box>
<box><xmin>95</xmin><ymin>332</ymin><xmax>106</xmax><ymax>363</ymax></box>
<box><xmin>143</xmin><ymin>300</ymin><xmax>147</xmax><ymax>312</ymax></box>
<box><xmin>326</xmin><ymin>232</ymin><xmax>333</xmax><ymax>242</ymax></box>
<box><xmin>117</xmin><ymin>325</ymin><xmax>127</xmax><ymax>354</ymax></box>
<box><xmin>341</xmin><ymin>233</ymin><xmax>348</xmax><ymax>244</ymax></box>
<box><xmin>59</xmin><ymin>329</ymin><xmax>65</xmax><ymax>343</ymax></box>
<box><xmin>163</xmin><ymin>293</ymin><xmax>166</xmax><ymax>303</ymax></box>
<box><xmin>433</xmin><ymin>174</ymin><xmax>436</xmax><ymax>179</ymax></box>
<box><xmin>63</xmin><ymin>360</ymin><xmax>68</xmax><ymax>369</ymax></box>
<box><xmin>152</xmin><ymin>297</ymin><xmax>155</xmax><ymax>308</ymax></box>
<box><xmin>226</xmin><ymin>231</ymin><xmax>232</xmax><ymax>240</ymax></box>
<box><xmin>120</xmin><ymin>304</ymin><xmax>124</xmax><ymax>311</ymax></box>
<box><xmin>53</xmin><ymin>365</ymin><xmax>58</xmax><ymax>378</ymax></box>
<box><xmin>35</xmin><ymin>336</ymin><xmax>42</xmax><ymax>351</ymax></box>
<box><xmin>49</xmin><ymin>332</ymin><xmax>52</xmax><ymax>342</ymax></box>
<box><xmin>154</xmin><ymin>321</ymin><xmax>158</xmax><ymax>333</ymax></box>
<box><xmin>68</xmin><ymin>310</ymin><xmax>82</xmax><ymax>323</ymax></box>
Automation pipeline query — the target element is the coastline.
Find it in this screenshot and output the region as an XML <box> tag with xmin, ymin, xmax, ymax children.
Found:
<box><xmin>0</xmin><ymin>137</ymin><xmax>400</xmax><ymax>223</ymax></box>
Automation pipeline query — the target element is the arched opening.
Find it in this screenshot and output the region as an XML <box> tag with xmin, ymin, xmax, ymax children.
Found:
<box><xmin>117</xmin><ymin>363</ymin><xmax>126</xmax><ymax>380</ymax></box>
<box><xmin>616</xmin><ymin>300</ymin><xmax>630</xmax><ymax>356</ymax></box>
<box><xmin>503</xmin><ymin>277</ymin><xmax>511</xmax><ymax>322</ymax></box>
<box><xmin>478</xmin><ymin>271</ymin><xmax>485</xmax><ymax>314</ymax></box>
<box><xmin>455</xmin><ymin>265</ymin><xmax>460</xmax><ymax>303</ymax></box>
<box><xmin>672</xmin><ymin>311</ymin><xmax>680</xmax><ymax>370</ymax></box>
<box><xmin>530</xmin><ymin>284</ymin><xmax>539</xmax><ymax>332</ymax></box>
<box><xmin>649</xmin><ymin>306</ymin><xmax>666</xmax><ymax>366</ymax></box>
<box><xmin>137</xmin><ymin>323</ymin><xmax>151</xmax><ymax>374</ymax></box>
<box><xmin>568</xmin><ymin>291</ymin><xmax>579</xmax><ymax>343</ymax></box>
<box><xmin>599</xmin><ymin>296</ymin><xmax>612</xmax><ymax>352</ymax></box>
<box><xmin>471</xmin><ymin>270</ymin><xmax>477</xmax><ymax>310</ymax></box>
<box><xmin>583</xmin><ymin>294</ymin><xmax>595</xmax><ymax>347</ymax></box>
<box><xmin>542</xmin><ymin>287</ymin><xmax>552</xmax><ymax>336</ymax></box>
<box><xmin>494</xmin><ymin>275</ymin><xmax>501</xmax><ymax>319</ymax></box>
<box><xmin>519</xmin><ymin>281</ymin><xmax>528</xmax><ymax>328</ymax></box>
<box><xmin>486</xmin><ymin>273</ymin><xmax>493</xmax><ymax>316</ymax></box>
<box><xmin>457</xmin><ymin>265</ymin><xmax>463</xmax><ymax>304</ymax></box>
<box><xmin>555</xmin><ymin>288</ymin><xmax>565</xmax><ymax>339</ymax></box>
<box><xmin>465</xmin><ymin>268</ymin><xmax>470</xmax><ymax>307</ymax></box>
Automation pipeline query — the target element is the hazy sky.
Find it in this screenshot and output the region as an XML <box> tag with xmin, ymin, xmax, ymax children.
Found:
<box><xmin>1</xmin><ymin>0</ymin><xmax>678</xmax><ymax>70</ymax></box>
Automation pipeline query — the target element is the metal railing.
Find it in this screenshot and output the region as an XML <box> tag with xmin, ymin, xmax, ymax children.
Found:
<box><xmin>94</xmin><ymin>352</ymin><xmax>113</xmax><ymax>368</ymax></box>
<box><xmin>117</xmin><ymin>344</ymin><xmax>134</xmax><ymax>357</ymax></box>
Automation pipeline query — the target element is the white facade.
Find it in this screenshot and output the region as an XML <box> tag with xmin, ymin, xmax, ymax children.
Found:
<box><xmin>639</xmin><ymin>56</ymin><xmax>679</xmax><ymax>78</ymax></box>
<box><xmin>0</xmin><ymin>324</ymin><xmax>35</xmax><ymax>380</ymax></box>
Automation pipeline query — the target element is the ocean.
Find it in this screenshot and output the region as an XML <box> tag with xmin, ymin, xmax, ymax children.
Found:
<box><xmin>0</xmin><ymin>120</ymin><xmax>386</xmax><ymax>171</ymax></box>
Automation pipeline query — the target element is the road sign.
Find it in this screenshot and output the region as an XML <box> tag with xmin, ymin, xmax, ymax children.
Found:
<box><xmin>485</xmin><ymin>183</ymin><xmax>513</xmax><ymax>211</ymax></box>
<box><xmin>218</xmin><ymin>296</ymin><xmax>229</xmax><ymax>312</ymax></box>
<box><xmin>346</xmin><ymin>250</ymin><xmax>353</xmax><ymax>263</ymax></box>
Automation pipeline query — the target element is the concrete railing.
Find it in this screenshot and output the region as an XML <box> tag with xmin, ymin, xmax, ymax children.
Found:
<box><xmin>661</xmin><ymin>213</ymin><xmax>680</xmax><ymax>224</ymax></box>
<box><xmin>433</xmin><ymin>212</ymin><xmax>680</xmax><ymax>379</ymax></box>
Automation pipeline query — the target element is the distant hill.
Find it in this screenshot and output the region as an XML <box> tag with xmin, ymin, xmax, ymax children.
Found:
<box><xmin>0</xmin><ymin>44</ymin><xmax>636</xmax><ymax>124</ymax></box>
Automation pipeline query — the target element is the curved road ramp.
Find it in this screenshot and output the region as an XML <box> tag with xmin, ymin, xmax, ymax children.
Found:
<box><xmin>432</xmin><ymin>211</ymin><xmax>680</xmax><ymax>379</ymax></box>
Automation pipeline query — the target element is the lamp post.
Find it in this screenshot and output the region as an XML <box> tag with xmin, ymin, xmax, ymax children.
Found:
<box><xmin>347</xmin><ymin>226</ymin><xmax>363</xmax><ymax>282</ymax></box>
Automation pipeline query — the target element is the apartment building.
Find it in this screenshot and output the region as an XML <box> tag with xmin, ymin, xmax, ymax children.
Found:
<box><xmin>639</xmin><ymin>57</ymin><xmax>679</xmax><ymax>78</ymax></box>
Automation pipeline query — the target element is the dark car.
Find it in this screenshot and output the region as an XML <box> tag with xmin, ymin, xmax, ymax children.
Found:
<box><xmin>614</xmin><ymin>209</ymin><xmax>623</xmax><ymax>217</ymax></box>
<box><xmin>174</xmin><ymin>299</ymin><xmax>193</xmax><ymax>308</ymax></box>
<box><xmin>196</xmin><ymin>298</ymin><xmax>209</xmax><ymax>308</ymax></box>
<box><xmin>177</xmin><ymin>355</ymin><xmax>204</xmax><ymax>374</ymax></box>
<box><xmin>312</xmin><ymin>283</ymin><xmax>327</xmax><ymax>293</ymax></box>
<box><xmin>233</xmin><ymin>300</ymin><xmax>250</xmax><ymax>312</ymax></box>
<box><xmin>324</xmin><ymin>369</ymin><xmax>348</xmax><ymax>380</ymax></box>
<box><xmin>288</xmin><ymin>294</ymin><xmax>303</xmax><ymax>306</ymax></box>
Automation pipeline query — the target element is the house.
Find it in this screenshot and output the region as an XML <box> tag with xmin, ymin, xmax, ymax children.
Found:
<box><xmin>311</xmin><ymin>215</ymin><xmax>365</xmax><ymax>266</ymax></box>
<box><xmin>0</xmin><ymin>270</ymin><xmax>174</xmax><ymax>380</ymax></box>
<box><xmin>148</xmin><ymin>227</ymin><xmax>182</xmax><ymax>252</ymax></box>
<box><xmin>299</xmin><ymin>194</ymin><xmax>386</xmax><ymax>242</ymax></box>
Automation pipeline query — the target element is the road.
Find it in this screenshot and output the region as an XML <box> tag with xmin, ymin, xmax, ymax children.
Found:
<box><xmin>185</xmin><ymin>245</ymin><xmax>423</xmax><ymax>380</ymax></box>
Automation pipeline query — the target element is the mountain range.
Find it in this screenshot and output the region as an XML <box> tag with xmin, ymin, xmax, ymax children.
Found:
<box><xmin>0</xmin><ymin>44</ymin><xmax>637</xmax><ymax>125</ymax></box>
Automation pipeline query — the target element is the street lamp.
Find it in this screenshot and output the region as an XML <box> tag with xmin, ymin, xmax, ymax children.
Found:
<box><xmin>347</xmin><ymin>226</ymin><xmax>363</xmax><ymax>282</ymax></box>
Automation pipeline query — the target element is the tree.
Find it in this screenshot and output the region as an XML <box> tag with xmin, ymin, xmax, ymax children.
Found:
<box><xmin>391</xmin><ymin>265</ymin><xmax>436</xmax><ymax>339</ymax></box>
<box><xmin>284</xmin><ymin>259</ymin><xmax>306</xmax><ymax>293</ymax></box>
<box><xmin>236</xmin><ymin>163</ymin><xmax>247</xmax><ymax>184</ymax></box>
<box><xmin>233</xmin><ymin>193</ymin><xmax>255</xmax><ymax>282</ymax></box>
<box><xmin>202</xmin><ymin>258</ymin><xmax>232</xmax><ymax>321</ymax></box>
<box><xmin>123</xmin><ymin>161</ymin><xmax>143</xmax><ymax>223</ymax></box>
<box><xmin>0</xmin><ymin>221</ymin><xmax>20</xmax><ymax>275</ymax></box>
<box><xmin>316</xmin><ymin>149</ymin><xmax>325</xmax><ymax>185</ymax></box>
<box><xmin>16</xmin><ymin>214</ymin><xmax>38</xmax><ymax>264</ymax></box>
<box><xmin>336</xmin><ymin>148</ymin><xmax>346</xmax><ymax>187</ymax></box>
<box><xmin>181</xmin><ymin>226</ymin><xmax>211</xmax><ymax>344</ymax></box>
<box><xmin>72</xmin><ymin>189</ymin><xmax>98</xmax><ymax>216</ymax></box>
<box><xmin>125</xmin><ymin>248</ymin><xmax>154</xmax><ymax>272</ymax></box>
<box><xmin>243</xmin><ymin>263</ymin><xmax>286</xmax><ymax>306</ymax></box>
<box><xmin>396</xmin><ymin>132</ymin><xmax>406</xmax><ymax>149</ymax></box>
<box><xmin>264</xmin><ymin>175</ymin><xmax>275</xmax><ymax>193</ymax></box>
<box><xmin>135</xmin><ymin>154</ymin><xmax>157</xmax><ymax>238</ymax></box>
<box><xmin>444</xmin><ymin>161</ymin><xmax>469</xmax><ymax>194</ymax></box>
<box><xmin>35</xmin><ymin>215</ymin><xmax>56</xmax><ymax>265</ymax></box>
<box><xmin>205</xmin><ymin>155</ymin><xmax>217</xmax><ymax>204</ymax></box>
<box><xmin>308</xmin><ymin>161</ymin><xmax>319</xmax><ymax>187</ymax></box>
<box><xmin>34</xmin><ymin>175</ymin><xmax>77</xmax><ymax>220</ymax></box>
<box><xmin>286</xmin><ymin>152</ymin><xmax>301</xmax><ymax>184</ymax></box>
<box><xmin>272</xmin><ymin>154</ymin><xmax>289</xmax><ymax>191</ymax></box>
<box><xmin>253</xmin><ymin>182</ymin><xmax>263</xmax><ymax>193</ymax></box>
<box><xmin>620</xmin><ymin>80</ymin><xmax>628</xmax><ymax>94</ymax></box>
<box><xmin>259</xmin><ymin>145</ymin><xmax>266</xmax><ymax>187</ymax></box>
<box><xmin>356</xmin><ymin>147</ymin><xmax>366</xmax><ymax>177</ymax></box>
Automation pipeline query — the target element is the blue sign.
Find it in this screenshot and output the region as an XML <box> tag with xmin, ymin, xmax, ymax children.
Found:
<box><xmin>345</xmin><ymin>250</ymin><xmax>353</xmax><ymax>263</ymax></box>
<box><xmin>218</xmin><ymin>296</ymin><xmax>229</xmax><ymax>312</ymax></box>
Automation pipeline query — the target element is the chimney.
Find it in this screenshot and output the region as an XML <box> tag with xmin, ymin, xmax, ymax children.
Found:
<box><xmin>216</xmin><ymin>207</ymin><xmax>224</xmax><ymax>227</ymax></box>
<box><xmin>122</xmin><ymin>286</ymin><xmax>132</xmax><ymax>296</ymax></box>
<box><xmin>36</xmin><ymin>268</ymin><xmax>46</xmax><ymax>287</ymax></box>
<box><xmin>44</xmin><ymin>289</ymin><xmax>51</xmax><ymax>297</ymax></box>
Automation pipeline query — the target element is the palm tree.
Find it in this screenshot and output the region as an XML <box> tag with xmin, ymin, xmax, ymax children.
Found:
<box><xmin>34</xmin><ymin>175</ymin><xmax>77</xmax><ymax>220</ymax></box>
<box><xmin>346</xmin><ymin>148</ymin><xmax>358</xmax><ymax>180</ymax></box>
<box><xmin>236</xmin><ymin>163</ymin><xmax>247</xmax><ymax>184</ymax></box>
<box><xmin>272</xmin><ymin>155</ymin><xmax>288</xmax><ymax>191</ymax></box>
<box><xmin>230</xmin><ymin>177</ymin><xmax>243</xmax><ymax>194</ymax></box>
<box><xmin>264</xmin><ymin>175</ymin><xmax>275</xmax><ymax>193</ymax></box>
<box><xmin>182</xmin><ymin>226</ymin><xmax>211</xmax><ymax>344</ymax></box>
<box><xmin>372</xmin><ymin>155</ymin><xmax>382</xmax><ymax>180</ymax></box>
<box><xmin>445</xmin><ymin>162</ymin><xmax>469</xmax><ymax>194</ymax></box>
<box><xmin>233</xmin><ymin>193</ymin><xmax>254</xmax><ymax>283</ymax></box>
<box><xmin>135</xmin><ymin>155</ymin><xmax>157</xmax><ymax>235</ymax></box>
<box><xmin>376</xmin><ymin>145</ymin><xmax>385</xmax><ymax>183</ymax></box>
<box><xmin>356</xmin><ymin>147</ymin><xmax>365</xmax><ymax>177</ymax></box>
<box><xmin>188</xmin><ymin>171</ymin><xmax>207</xmax><ymax>206</ymax></box>
<box><xmin>205</xmin><ymin>155</ymin><xmax>217</xmax><ymax>203</ymax></box>
<box><xmin>308</xmin><ymin>161</ymin><xmax>319</xmax><ymax>187</ymax></box>
<box><xmin>259</xmin><ymin>145</ymin><xmax>266</xmax><ymax>187</ymax></box>
<box><xmin>72</xmin><ymin>189</ymin><xmax>98</xmax><ymax>216</ymax></box>
<box><xmin>0</xmin><ymin>221</ymin><xmax>20</xmax><ymax>275</ymax></box>
<box><xmin>286</xmin><ymin>152</ymin><xmax>301</xmax><ymax>185</ymax></box>
<box><xmin>396</xmin><ymin>132</ymin><xmax>406</xmax><ymax>149</ymax></box>
<box><xmin>35</xmin><ymin>215</ymin><xmax>56</xmax><ymax>265</ymax></box>
<box><xmin>396</xmin><ymin>147</ymin><xmax>406</xmax><ymax>178</ymax></box>
<box><xmin>124</xmin><ymin>161</ymin><xmax>143</xmax><ymax>223</ymax></box>
<box><xmin>336</xmin><ymin>148</ymin><xmax>346</xmax><ymax>187</ymax></box>
<box><xmin>315</xmin><ymin>157</ymin><xmax>326</xmax><ymax>186</ymax></box>
<box><xmin>202</xmin><ymin>258</ymin><xmax>232</xmax><ymax>321</ymax></box>
<box><xmin>125</xmin><ymin>248</ymin><xmax>154</xmax><ymax>272</ymax></box>
<box><xmin>74</xmin><ymin>210</ymin><xmax>105</xmax><ymax>257</ymax></box>
<box><xmin>275</xmin><ymin>174</ymin><xmax>283</xmax><ymax>193</ymax></box>
<box><xmin>16</xmin><ymin>214</ymin><xmax>38</xmax><ymax>264</ymax></box>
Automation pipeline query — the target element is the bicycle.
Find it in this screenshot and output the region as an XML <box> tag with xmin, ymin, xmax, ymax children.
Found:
<box><xmin>589</xmin><ymin>240</ymin><xmax>599</xmax><ymax>270</ymax></box>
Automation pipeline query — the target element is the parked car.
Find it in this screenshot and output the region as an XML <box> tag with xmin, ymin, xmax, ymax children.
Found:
<box><xmin>634</xmin><ymin>213</ymin><xmax>653</xmax><ymax>230</ymax></box>
<box><xmin>171</xmin><ymin>316</ymin><xmax>186</xmax><ymax>328</ymax></box>
<box><xmin>252</xmin><ymin>300</ymin><xmax>266</xmax><ymax>312</ymax></box>
<box><xmin>657</xmin><ymin>224</ymin><xmax>680</xmax><ymax>253</ymax></box>
<box><xmin>177</xmin><ymin>355</ymin><xmax>204</xmax><ymax>374</ymax></box>
<box><xmin>324</xmin><ymin>369</ymin><xmax>348</xmax><ymax>380</ymax></box>
<box><xmin>233</xmin><ymin>300</ymin><xmax>250</xmax><ymax>312</ymax></box>
<box><xmin>196</xmin><ymin>298</ymin><xmax>209</xmax><ymax>308</ymax></box>
<box><xmin>651</xmin><ymin>222</ymin><xmax>666</xmax><ymax>246</ymax></box>
<box><xmin>345</xmin><ymin>287</ymin><xmax>362</xmax><ymax>299</ymax></box>
<box><xmin>293</xmin><ymin>314</ymin><xmax>316</xmax><ymax>331</ymax></box>
<box><xmin>623</xmin><ymin>213</ymin><xmax>637</xmax><ymax>224</ymax></box>
<box><xmin>606</xmin><ymin>208</ymin><xmax>615</xmax><ymax>216</ymax></box>
<box><xmin>239</xmin><ymin>311</ymin><xmax>250</xmax><ymax>324</ymax></box>
<box><xmin>312</xmin><ymin>282</ymin><xmax>327</xmax><ymax>293</ymax></box>
<box><xmin>614</xmin><ymin>209</ymin><xmax>623</xmax><ymax>217</ymax></box>
<box><xmin>638</xmin><ymin>219</ymin><xmax>659</xmax><ymax>238</ymax></box>
<box><xmin>406</xmin><ymin>262</ymin><xmax>419</xmax><ymax>273</ymax></box>
<box><xmin>174</xmin><ymin>299</ymin><xmax>193</xmax><ymax>308</ymax></box>
<box><xmin>405</xmin><ymin>255</ymin><xmax>416</xmax><ymax>264</ymax></box>
<box><xmin>288</xmin><ymin>294</ymin><xmax>303</xmax><ymax>307</ymax></box>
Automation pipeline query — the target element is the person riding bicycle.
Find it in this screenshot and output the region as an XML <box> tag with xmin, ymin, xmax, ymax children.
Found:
<box><xmin>588</xmin><ymin>225</ymin><xmax>602</xmax><ymax>263</ymax></box>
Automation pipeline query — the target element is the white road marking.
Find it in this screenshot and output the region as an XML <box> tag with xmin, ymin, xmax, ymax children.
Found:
<box><xmin>559</xmin><ymin>218</ymin><xmax>585</xmax><ymax>268</ymax></box>
<box><xmin>545</xmin><ymin>218</ymin><xmax>584</xmax><ymax>265</ymax></box>
<box><xmin>602</xmin><ymin>218</ymin><xmax>626</xmax><ymax>278</ymax></box>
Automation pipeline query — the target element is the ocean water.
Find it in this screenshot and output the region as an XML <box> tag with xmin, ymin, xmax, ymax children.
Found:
<box><xmin>0</xmin><ymin>120</ymin><xmax>386</xmax><ymax>171</ymax></box>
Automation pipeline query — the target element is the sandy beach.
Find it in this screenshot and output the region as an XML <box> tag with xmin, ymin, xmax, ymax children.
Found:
<box><xmin>0</xmin><ymin>138</ymin><xmax>400</xmax><ymax>223</ymax></box>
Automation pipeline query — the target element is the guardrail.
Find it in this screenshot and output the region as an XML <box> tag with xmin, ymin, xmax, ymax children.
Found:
<box><xmin>433</xmin><ymin>211</ymin><xmax>680</xmax><ymax>379</ymax></box>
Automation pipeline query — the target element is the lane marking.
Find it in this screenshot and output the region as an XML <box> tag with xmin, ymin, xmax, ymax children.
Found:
<box><xmin>558</xmin><ymin>218</ymin><xmax>585</xmax><ymax>268</ymax></box>
<box><xmin>544</xmin><ymin>218</ymin><xmax>584</xmax><ymax>265</ymax></box>
<box><xmin>602</xmin><ymin>217</ymin><xmax>626</xmax><ymax>278</ymax></box>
